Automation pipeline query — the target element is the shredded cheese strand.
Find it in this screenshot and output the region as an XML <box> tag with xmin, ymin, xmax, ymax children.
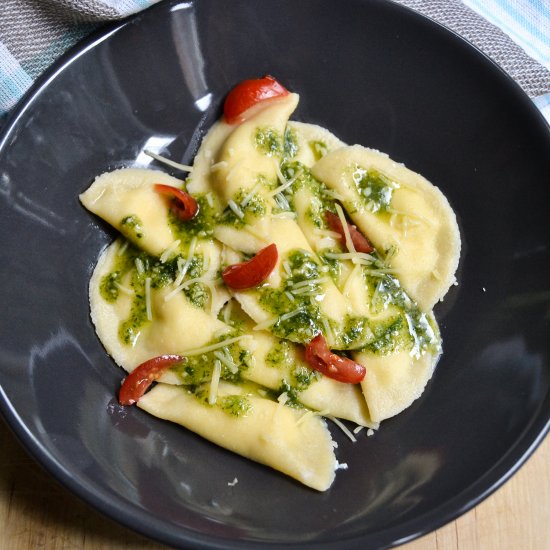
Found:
<box><xmin>290</xmin><ymin>277</ymin><xmax>328</xmax><ymax>290</ymax></box>
<box><xmin>117</xmin><ymin>240</ymin><xmax>129</xmax><ymax>256</ymax></box>
<box><xmin>324</xmin><ymin>251</ymin><xmax>375</xmax><ymax>262</ymax></box>
<box><xmin>327</xmin><ymin>415</ymin><xmax>357</xmax><ymax>442</ymax></box>
<box><xmin>145</xmin><ymin>277</ymin><xmax>152</xmax><ymax>321</ymax></box>
<box><xmin>115</xmin><ymin>282</ymin><xmax>133</xmax><ymax>296</ymax></box>
<box><xmin>228</xmin><ymin>199</ymin><xmax>245</xmax><ymax>219</ymax></box>
<box><xmin>172</xmin><ymin>236</ymin><xmax>197</xmax><ymax>289</ymax></box>
<box><xmin>144</xmin><ymin>149</ymin><xmax>193</xmax><ymax>172</ymax></box>
<box><xmin>135</xmin><ymin>257</ymin><xmax>145</xmax><ymax>275</ymax></box>
<box><xmin>208</xmin><ymin>360</ymin><xmax>222</xmax><ymax>405</ymax></box>
<box><xmin>160</xmin><ymin>239</ymin><xmax>181</xmax><ymax>264</ymax></box>
<box><xmin>182</xmin><ymin>335</ymin><xmax>246</xmax><ymax>357</ymax></box>
<box><xmin>240</xmin><ymin>182</ymin><xmax>263</xmax><ymax>209</ymax></box>
<box><xmin>213</xmin><ymin>349</ymin><xmax>238</xmax><ymax>374</ymax></box>
<box><xmin>334</xmin><ymin>203</ymin><xmax>356</xmax><ymax>257</ymax></box>
<box><xmin>269</xmin><ymin>163</ymin><xmax>302</xmax><ymax>197</ymax></box>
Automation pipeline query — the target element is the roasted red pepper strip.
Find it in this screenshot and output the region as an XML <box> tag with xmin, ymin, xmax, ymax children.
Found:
<box><xmin>119</xmin><ymin>354</ymin><xmax>184</xmax><ymax>405</ymax></box>
<box><xmin>325</xmin><ymin>210</ymin><xmax>374</xmax><ymax>254</ymax></box>
<box><xmin>223</xmin><ymin>75</ymin><xmax>289</xmax><ymax>124</ymax></box>
<box><xmin>305</xmin><ymin>334</ymin><xmax>366</xmax><ymax>384</ymax></box>
<box><xmin>222</xmin><ymin>243</ymin><xmax>278</xmax><ymax>290</ymax></box>
<box><xmin>154</xmin><ymin>183</ymin><xmax>199</xmax><ymax>221</ymax></box>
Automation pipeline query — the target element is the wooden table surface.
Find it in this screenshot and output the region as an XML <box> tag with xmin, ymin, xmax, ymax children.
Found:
<box><xmin>1</xmin><ymin>415</ymin><xmax>548</xmax><ymax>550</ymax></box>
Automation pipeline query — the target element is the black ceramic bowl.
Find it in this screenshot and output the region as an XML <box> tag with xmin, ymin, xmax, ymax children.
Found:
<box><xmin>0</xmin><ymin>0</ymin><xmax>549</xmax><ymax>548</ymax></box>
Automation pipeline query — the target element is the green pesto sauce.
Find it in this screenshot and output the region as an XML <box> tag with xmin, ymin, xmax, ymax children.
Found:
<box><xmin>219</xmin><ymin>183</ymin><xmax>268</xmax><ymax>228</ymax></box>
<box><xmin>100</xmin><ymin>271</ymin><xmax>122</xmax><ymax>302</ymax></box>
<box><xmin>265</xmin><ymin>339</ymin><xmax>292</xmax><ymax>368</ymax></box>
<box><xmin>365</xmin><ymin>316</ymin><xmax>405</xmax><ymax>355</ymax></box>
<box><xmin>309</xmin><ymin>140</ymin><xmax>328</xmax><ymax>161</ymax></box>
<box><xmin>254</xmin><ymin>127</ymin><xmax>283</xmax><ymax>157</ymax></box>
<box><xmin>118</xmin><ymin>268</ymin><xmax>147</xmax><ymax>346</ymax></box>
<box><xmin>120</xmin><ymin>215</ymin><xmax>143</xmax><ymax>240</ymax></box>
<box><xmin>258</xmin><ymin>249</ymin><xmax>323</xmax><ymax>343</ymax></box>
<box><xmin>359</xmin><ymin>252</ymin><xmax>441</xmax><ymax>356</ymax></box>
<box><xmin>219</xmin><ymin>395</ymin><xmax>252</xmax><ymax>417</ymax></box>
<box><xmin>352</xmin><ymin>165</ymin><xmax>397</xmax><ymax>213</ymax></box>
<box><xmin>276</xmin><ymin>161</ymin><xmax>335</xmax><ymax>219</ymax></box>
<box><xmin>99</xmin><ymin>241</ymin><xmax>210</xmax><ymax>345</ymax></box>
<box><xmin>317</xmin><ymin>250</ymin><xmax>342</xmax><ymax>284</ymax></box>
<box><xmin>168</xmin><ymin>193</ymin><xmax>218</xmax><ymax>245</ymax></box>
<box><xmin>173</xmin><ymin>339</ymin><xmax>252</xmax><ymax>386</ymax></box>
<box><xmin>276</xmin><ymin>362</ymin><xmax>320</xmax><ymax>407</ymax></box>
<box><xmin>99</xmin><ymin>241</ymin><xmax>136</xmax><ymax>303</ymax></box>
<box><xmin>283</xmin><ymin>127</ymin><xmax>299</xmax><ymax>159</ymax></box>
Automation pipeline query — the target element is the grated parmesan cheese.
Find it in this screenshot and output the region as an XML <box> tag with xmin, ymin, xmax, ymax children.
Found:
<box><xmin>239</xmin><ymin>182</ymin><xmax>263</xmax><ymax>209</ymax></box>
<box><xmin>117</xmin><ymin>240</ymin><xmax>129</xmax><ymax>256</ymax></box>
<box><xmin>324</xmin><ymin>251</ymin><xmax>375</xmax><ymax>263</ymax></box>
<box><xmin>182</xmin><ymin>336</ymin><xmax>245</xmax><ymax>357</ymax></box>
<box><xmin>135</xmin><ymin>257</ymin><xmax>145</xmax><ymax>275</ymax></box>
<box><xmin>269</xmin><ymin>162</ymin><xmax>302</xmax><ymax>197</ymax></box>
<box><xmin>115</xmin><ymin>282</ymin><xmax>133</xmax><ymax>296</ymax></box>
<box><xmin>213</xmin><ymin>349</ymin><xmax>238</xmax><ymax>374</ymax></box>
<box><xmin>144</xmin><ymin>149</ymin><xmax>193</xmax><ymax>172</ymax></box>
<box><xmin>228</xmin><ymin>200</ymin><xmax>245</xmax><ymax>219</ymax></box>
<box><xmin>170</xmin><ymin>237</ymin><xmax>197</xmax><ymax>289</ymax></box>
<box><xmin>290</xmin><ymin>277</ymin><xmax>327</xmax><ymax>290</ymax></box>
<box><xmin>335</xmin><ymin>203</ymin><xmax>356</xmax><ymax>257</ymax></box>
<box><xmin>327</xmin><ymin>415</ymin><xmax>357</xmax><ymax>443</ymax></box>
<box><xmin>145</xmin><ymin>277</ymin><xmax>152</xmax><ymax>321</ymax></box>
<box><xmin>208</xmin><ymin>360</ymin><xmax>222</xmax><ymax>405</ymax></box>
<box><xmin>160</xmin><ymin>239</ymin><xmax>181</xmax><ymax>263</ymax></box>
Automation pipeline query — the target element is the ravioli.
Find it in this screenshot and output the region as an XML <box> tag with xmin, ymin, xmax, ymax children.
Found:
<box><xmin>311</xmin><ymin>145</ymin><xmax>461</xmax><ymax>311</ymax></box>
<box><xmin>82</xmin><ymin>77</ymin><xmax>461</xmax><ymax>491</ymax></box>
<box><xmin>90</xmin><ymin>237</ymin><xmax>374</xmax><ymax>426</ymax></box>
<box><xmin>138</xmin><ymin>382</ymin><xmax>337</xmax><ymax>491</ymax></box>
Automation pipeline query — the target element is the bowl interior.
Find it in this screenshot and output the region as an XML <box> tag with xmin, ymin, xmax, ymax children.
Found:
<box><xmin>0</xmin><ymin>0</ymin><xmax>549</xmax><ymax>548</ymax></box>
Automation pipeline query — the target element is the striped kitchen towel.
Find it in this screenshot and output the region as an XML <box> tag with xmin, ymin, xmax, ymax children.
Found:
<box><xmin>0</xmin><ymin>0</ymin><xmax>160</xmax><ymax>119</ymax></box>
<box><xmin>1</xmin><ymin>0</ymin><xmax>550</xmax><ymax>124</ymax></box>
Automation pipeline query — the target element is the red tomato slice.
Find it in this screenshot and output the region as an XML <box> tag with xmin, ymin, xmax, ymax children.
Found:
<box><xmin>305</xmin><ymin>334</ymin><xmax>366</xmax><ymax>384</ymax></box>
<box><xmin>223</xmin><ymin>76</ymin><xmax>289</xmax><ymax>124</ymax></box>
<box><xmin>222</xmin><ymin>243</ymin><xmax>278</xmax><ymax>290</ymax></box>
<box><xmin>119</xmin><ymin>354</ymin><xmax>184</xmax><ymax>405</ymax></box>
<box><xmin>154</xmin><ymin>184</ymin><xmax>199</xmax><ymax>221</ymax></box>
<box><xmin>325</xmin><ymin>211</ymin><xmax>374</xmax><ymax>254</ymax></box>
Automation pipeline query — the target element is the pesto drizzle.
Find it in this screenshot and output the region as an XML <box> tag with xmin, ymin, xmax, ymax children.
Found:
<box><xmin>351</xmin><ymin>165</ymin><xmax>399</xmax><ymax>214</ymax></box>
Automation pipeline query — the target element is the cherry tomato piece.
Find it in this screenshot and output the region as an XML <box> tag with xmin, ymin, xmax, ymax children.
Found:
<box><xmin>154</xmin><ymin>184</ymin><xmax>199</xmax><ymax>221</ymax></box>
<box><xmin>119</xmin><ymin>354</ymin><xmax>184</xmax><ymax>405</ymax></box>
<box><xmin>325</xmin><ymin>210</ymin><xmax>374</xmax><ymax>254</ymax></box>
<box><xmin>222</xmin><ymin>243</ymin><xmax>278</xmax><ymax>290</ymax></box>
<box><xmin>224</xmin><ymin>75</ymin><xmax>289</xmax><ymax>124</ymax></box>
<box><xmin>305</xmin><ymin>334</ymin><xmax>366</xmax><ymax>384</ymax></box>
